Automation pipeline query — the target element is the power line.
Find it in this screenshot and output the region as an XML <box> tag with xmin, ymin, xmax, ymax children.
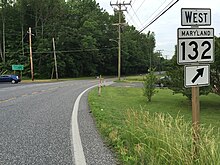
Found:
<box><xmin>126</xmin><ymin>10</ymin><xmax>140</xmax><ymax>27</ymax></box>
<box><xmin>5</xmin><ymin>47</ymin><xmax>118</xmax><ymax>55</ymax></box>
<box><xmin>126</xmin><ymin>0</ymin><xmax>145</xmax><ymax>28</ymax></box>
<box><xmin>141</xmin><ymin>0</ymin><xmax>168</xmax><ymax>27</ymax></box>
<box><xmin>139</xmin><ymin>0</ymin><xmax>179</xmax><ymax>33</ymax></box>
<box><xmin>133</xmin><ymin>0</ymin><xmax>145</xmax><ymax>14</ymax></box>
<box><xmin>140</xmin><ymin>0</ymin><xmax>175</xmax><ymax>31</ymax></box>
<box><xmin>130</xmin><ymin>4</ymin><xmax>143</xmax><ymax>26</ymax></box>
<box><xmin>131</xmin><ymin>0</ymin><xmax>137</xmax><ymax>6</ymax></box>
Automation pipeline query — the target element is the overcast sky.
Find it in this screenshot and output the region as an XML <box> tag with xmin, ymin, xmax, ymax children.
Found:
<box><xmin>96</xmin><ymin>0</ymin><xmax>220</xmax><ymax>59</ymax></box>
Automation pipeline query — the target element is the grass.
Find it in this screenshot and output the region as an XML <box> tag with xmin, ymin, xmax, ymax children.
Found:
<box><xmin>88</xmin><ymin>86</ymin><xmax>220</xmax><ymax>164</ymax></box>
<box><xmin>123</xmin><ymin>73</ymin><xmax>166</xmax><ymax>82</ymax></box>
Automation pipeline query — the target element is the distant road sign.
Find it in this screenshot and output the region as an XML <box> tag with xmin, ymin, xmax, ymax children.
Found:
<box><xmin>12</xmin><ymin>65</ymin><xmax>24</xmax><ymax>71</ymax></box>
<box><xmin>184</xmin><ymin>65</ymin><xmax>210</xmax><ymax>87</ymax></box>
<box><xmin>177</xmin><ymin>28</ymin><xmax>214</xmax><ymax>64</ymax></box>
<box><xmin>181</xmin><ymin>8</ymin><xmax>211</xmax><ymax>26</ymax></box>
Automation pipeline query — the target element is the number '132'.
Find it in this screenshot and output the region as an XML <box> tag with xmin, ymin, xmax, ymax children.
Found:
<box><xmin>180</xmin><ymin>41</ymin><xmax>211</xmax><ymax>60</ymax></box>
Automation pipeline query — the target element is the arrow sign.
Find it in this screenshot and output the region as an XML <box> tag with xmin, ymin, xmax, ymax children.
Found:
<box><xmin>192</xmin><ymin>68</ymin><xmax>204</xmax><ymax>83</ymax></box>
<box><xmin>184</xmin><ymin>65</ymin><xmax>210</xmax><ymax>87</ymax></box>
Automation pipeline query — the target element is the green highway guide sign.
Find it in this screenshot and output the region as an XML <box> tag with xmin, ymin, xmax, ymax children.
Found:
<box><xmin>12</xmin><ymin>65</ymin><xmax>24</xmax><ymax>71</ymax></box>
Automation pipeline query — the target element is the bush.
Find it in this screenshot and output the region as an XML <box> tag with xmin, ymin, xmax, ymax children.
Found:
<box><xmin>143</xmin><ymin>69</ymin><xmax>157</xmax><ymax>102</ymax></box>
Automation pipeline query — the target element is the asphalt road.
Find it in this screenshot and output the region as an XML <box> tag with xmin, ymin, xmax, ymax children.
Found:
<box><xmin>0</xmin><ymin>82</ymin><xmax>24</xmax><ymax>89</ymax></box>
<box><xmin>0</xmin><ymin>80</ymin><xmax>116</xmax><ymax>165</ymax></box>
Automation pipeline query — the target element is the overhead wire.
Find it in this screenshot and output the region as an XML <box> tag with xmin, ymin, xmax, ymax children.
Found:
<box><xmin>126</xmin><ymin>10</ymin><xmax>140</xmax><ymax>27</ymax></box>
<box><xmin>141</xmin><ymin>0</ymin><xmax>168</xmax><ymax>27</ymax></box>
<box><xmin>131</xmin><ymin>0</ymin><xmax>137</xmax><ymax>6</ymax></box>
<box><xmin>134</xmin><ymin>0</ymin><xmax>146</xmax><ymax>14</ymax></box>
<box><xmin>5</xmin><ymin>47</ymin><xmax>118</xmax><ymax>55</ymax></box>
<box><xmin>130</xmin><ymin>4</ymin><xmax>143</xmax><ymax>26</ymax></box>
<box><xmin>139</xmin><ymin>0</ymin><xmax>179</xmax><ymax>33</ymax></box>
<box><xmin>125</xmin><ymin>0</ymin><xmax>145</xmax><ymax>27</ymax></box>
<box><xmin>139</xmin><ymin>0</ymin><xmax>178</xmax><ymax>32</ymax></box>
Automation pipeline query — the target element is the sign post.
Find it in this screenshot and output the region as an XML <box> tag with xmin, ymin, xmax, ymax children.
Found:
<box><xmin>192</xmin><ymin>86</ymin><xmax>200</xmax><ymax>156</ymax></box>
<box><xmin>178</xmin><ymin>8</ymin><xmax>214</xmax><ymax>158</ymax></box>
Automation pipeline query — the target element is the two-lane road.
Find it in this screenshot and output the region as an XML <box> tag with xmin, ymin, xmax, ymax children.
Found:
<box><xmin>0</xmin><ymin>80</ymin><xmax>116</xmax><ymax>165</ymax></box>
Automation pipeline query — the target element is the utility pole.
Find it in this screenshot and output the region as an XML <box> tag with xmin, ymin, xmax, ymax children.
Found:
<box><xmin>2</xmin><ymin>14</ymin><xmax>5</xmax><ymax>64</ymax></box>
<box><xmin>29</xmin><ymin>27</ymin><xmax>34</xmax><ymax>81</ymax></box>
<box><xmin>52</xmin><ymin>38</ymin><xmax>58</xmax><ymax>80</ymax></box>
<box><xmin>157</xmin><ymin>49</ymin><xmax>164</xmax><ymax>74</ymax></box>
<box><xmin>111</xmin><ymin>1</ymin><xmax>131</xmax><ymax>81</ymax></box>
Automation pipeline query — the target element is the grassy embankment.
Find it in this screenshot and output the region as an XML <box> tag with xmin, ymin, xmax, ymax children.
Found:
<box><xmin>88</xmin><ymin>85</ymin><xmax>220</xmax><ymax>164</ymax></box>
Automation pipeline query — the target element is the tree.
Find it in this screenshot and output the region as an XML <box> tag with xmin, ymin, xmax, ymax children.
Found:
<box><xmin>143</xmin><ymin>69</ymin><xmax>157</xmax><ymax>102</ymax></box>
<box><xmin>0</xmin><ymin>0</ymin><xmax>158</xmax><ymax>79</ymax></box>
<box><xmin>211</xmin><ymin>36</ymin><xmax>220</xmax><ymax>95</ymax></box>
<box><xmin>122</xmin><ymin>28</ymin><xmax>155</xmax><ymax>75</ymax></box>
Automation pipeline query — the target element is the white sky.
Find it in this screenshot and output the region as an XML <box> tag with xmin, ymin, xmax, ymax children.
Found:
<box><xmin>96</xmin><ymin>0</ymin><xmax>220</xmax><ymax>59</ymax></box>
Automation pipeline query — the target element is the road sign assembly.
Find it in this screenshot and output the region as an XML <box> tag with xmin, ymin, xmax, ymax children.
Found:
<box><xmin>179</xmin><ymin>7</ymin><xmax>214</xmax><ymax>155</ymax></box>
<box><xmin>184</xmin><ymin>65</ymin><xmax>210</xmax><ymax>87</ymax></box>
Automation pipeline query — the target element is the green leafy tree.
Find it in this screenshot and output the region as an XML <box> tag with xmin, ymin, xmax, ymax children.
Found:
<box><xmin>0</xmin><ymin>0</ymin><xmax>160</xmax><ymax>79</ymax></box>
<box><xmin>211</xmin><ymin>36</ymin><xmax>220</xmax><ymax>95</ymax></box>
<box><xmin>122</xmin><ymin>28</ymin><xmax>155</xmax><ymax>75</ymax></box>
<box><xmin>143</xmin><ymin>69</ymin><xmax>157</xmax><ymax>102</ymax></box>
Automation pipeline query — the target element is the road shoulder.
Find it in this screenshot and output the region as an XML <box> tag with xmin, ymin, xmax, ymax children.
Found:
<box><xmin>78</xmin><ymin>89</ymin><xmax>117</xmax><ymax>165</ymax></box>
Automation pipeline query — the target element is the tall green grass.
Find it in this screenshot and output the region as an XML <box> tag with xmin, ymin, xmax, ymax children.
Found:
<box><xmin>89</xmin><ymin>87</ymin><xmax>220</xmax><ymax>164</ymax></box>
<box><xmin>118</xmin><ymin>110</ymin><xmax>220</xmax><ymax>164</ymax></box>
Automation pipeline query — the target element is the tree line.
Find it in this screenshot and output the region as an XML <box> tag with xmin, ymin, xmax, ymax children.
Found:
<box><xmin>0</xmin><ymin>0</ymin><xmax>163</xmax><ymax>78</ymax></box>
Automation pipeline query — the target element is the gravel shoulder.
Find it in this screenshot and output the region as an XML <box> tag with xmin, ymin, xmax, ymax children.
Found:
<box><xmin>78</xmin><ymin>88</ymin><xmax>117</xmax><ymax>165</ymax></box>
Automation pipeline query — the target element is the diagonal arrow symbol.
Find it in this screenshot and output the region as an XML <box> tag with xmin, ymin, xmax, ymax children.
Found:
<box><xmin>192</xmin><ymin>68</ymin><xmax>204</xmax><ymax>83</ymax></box>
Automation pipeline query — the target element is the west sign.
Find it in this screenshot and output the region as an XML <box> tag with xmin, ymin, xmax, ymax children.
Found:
<box><xmin>181</xmin><ymin>8</ymin><xmax>211</xmax><ymax>26</ymax></box>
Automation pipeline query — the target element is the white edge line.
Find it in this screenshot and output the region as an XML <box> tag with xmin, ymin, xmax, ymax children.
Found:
<box><xmin>71</xmin><ymin>82</ymin><xmax>114</xmax><ymax>165</ymax></box>
<box><xmin>71</xmin><ymin>84</ymin><xmax>97</xmax><ymax>165</ymax></box>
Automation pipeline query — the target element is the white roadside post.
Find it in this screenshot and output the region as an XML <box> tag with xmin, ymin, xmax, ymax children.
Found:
<box><xmin>178</xmin><ymin>8</ymin><xmax>214</xmax><ymax>157</ymax></box>
<box><xmin>98</xmin><ymin>75</ymin><xmax>102</xmax><ymax>96</ymax></box>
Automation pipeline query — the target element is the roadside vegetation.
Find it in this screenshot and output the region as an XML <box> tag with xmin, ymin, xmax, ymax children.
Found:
<box><xmin>0</xmin><ymin>0</ymin><xmax>158</xmax><ymax>79</ymax></box>
<box><xmin>89</xmin><ymin>86</ymin><xmax>220</xmax><ymax>164</ymax></box>
<box><xmin>142</xmin><ymin>69</ymin><xmax>157</xmax><ymax>102</ymax></box>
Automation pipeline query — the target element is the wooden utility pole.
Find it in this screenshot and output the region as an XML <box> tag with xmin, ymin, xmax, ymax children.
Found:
<box><xmin>21</xmin><ymin>25</ymin><xmax>25</xmax><ymax>57</ymax></box>
<box><xmin>157</xmin><ymin>49</ymin><xmax>164</xmax><ymax>74</ymax></box>
<box><xmin>52</xmin><ymin>38</ymin><xmax>58</xmax><ymax>80</ymax></box>
<box><xmin>2</xmin><ymin>15</ymin><xmax>5</xmax><ymax>64</ymax></box>
<box><xmin>111</xmin><ymin>1</ymin><xmax>131</xmax><ymax>81</ymax></box>
<box><xmin>29</xmin><ymin>27</ymin><xmax>34</xmax><ymax>81</ymax></box>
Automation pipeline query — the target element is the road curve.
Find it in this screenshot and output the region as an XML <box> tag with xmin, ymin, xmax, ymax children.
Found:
<box><xmin>0</xmin><ymin>80</ymin><xmax>116</xmax><ymax>165</ymax></box>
